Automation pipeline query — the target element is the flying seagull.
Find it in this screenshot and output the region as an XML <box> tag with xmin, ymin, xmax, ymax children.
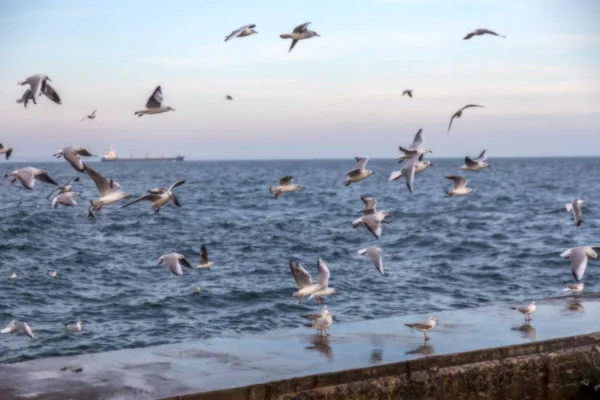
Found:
<box><xmin>463</xmin><ymin>29</ymin><xmax>506</xmax><ymax>40</ymax></box>
<box><xmin>47</xmin><ymin>177</ymin><xmax>80</xmax><ymax>199</ymax></box>
<box><xmin>358</xmin><ymin>247</ymin><xmax>384</xmax><ymax>275</ymax></box>
<box><xmin>0</xmin><ymin>144</ymin><xmax>13</xmax><ymax>160</ymax></box>
<box><xmin>224</xmin><ymin>24</ymin><xmax>258</xmax><ymax>41</ymax></box>
<box><xmin>5</xmin><ymin>167</ymin><xmax>58</xmax><ymax>190</ymax></box>
<box><xmin>402</xmin><ymin>90</ymin><xmax>413</xmax><ymax>98</ymax></box>
<box><xmin>134</xmin><ymin>86</ymin><xmax>175</xmax><ymax>117</ymax></box>
<box><xmin>16</xmin><ymin>89</ymin><xmax>35</xmax><ymax>108</ymax></box>
<box><xmin>445</xmin><ymin>175</ymin><xmax>472</xmax><ymax>196</ymax></box>
<box><xmin>560</xmin><ymin>246</ymin><xmax>600</xmax><ymax>281</ymax></box>
<box><xmin>510</xmin><ymin>302</ymin><xmax>535</xmax><ymax>322</ymax></box>
<box><xmin>389</xmin><ymin>154</ymin><xmax>433</xmax><ymax>182</ymax></box>
<box><xmin>280</xmin><ymin>22</ymin><xmax>320</xmax><ymax>53</ymax></box>
<box><xmin>269</xmin><ymin>176</ymin><xmax>303</xmax><ymax>198</ymax></box>
<box><xmin>18</xmin><ymin>74</ymin><xmax>61</xmax><ymax>105</ymax></box>
<box><xmin>80</xmin><ymin>109</ymin><xmax>97</xmax><ymax>121</ymax></box>
<box><xmin>54</xmin><ymin>146</ymin><xmax>94</xmax><ymax>173</ymax></box>
<box><xmin>396</xmin><ymin>129</ymin><xmax>429</xmax><ymax>163</ymax></box>
<box><xmin>225</xmin><ymin>95</ymin><xmax>233</xmax><ymax>101</ymax></box>
<box><xmin>51</xmin><ymin>192</ymin><xmax>79</xmax><ymax>208</ymax></box>
<box><xmin>65</xmin><ymin>321</ymin><xmax>83</xmax><ymax>332</ymax></box>
<box><xmin>344</xmin><ymin>157</ymin><xmax>373</xmax><ymax>186</ymax></box>
<box><xmin>1</xmin><ymin>320</ymin><xmax>35</xmax><ymax>339</ymax></box>
<box><xmin>158</xmin><ymin>253</ymin><xmax>193</xmax><ymax>276</ymax></box>
<box><xmin>84</xmin><ymin>164</ymin><xmax>132</xmax><ymax>210</ymax></box>
<box><xmin>307</xmin><ymin>259</ymin><xmax>336</xmax><ymax>305</ymax></box>
<box><xmin>460</xmin><ymin>150</ymin><xmax>489</xmax><ymax>171</ymax></box>
<box><xmin>87</xmin><ymin>200</ymin><xmax>103</xmax><ymax>226</ymax></box>
<box><xmin>448</xmin><ymin>105</ymin><xmax>484</xmax><ymax>132</ymax></box>
<box><xmin>565</xmin><ymin>197</ymin><xmax>583</xmax><ymax>227</ymax></box>
<box><xmin>405</xmin><ymin>317</ymin><xmax>438</xmax><ymax>342</ymax></box>
<box><xmin>290</xmin><ymin>260</ymin><xmax>324</xmax><ymax>305</ymax></box>
<box><xmin>196</xmin><ymin>245</ymin><xmax>213</xmax><ymax>269</ymax></box>
<box><xmin>120</xmin><ymin>180</ymin><xmax>185</xmax><ymax>214</ymax></box>
<box><xmin>352</xmin><ymin>195</ymin><xmax>391</xmax><ymax>237</ymax></box>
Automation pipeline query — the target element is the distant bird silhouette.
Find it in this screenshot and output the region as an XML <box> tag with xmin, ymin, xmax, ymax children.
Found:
<box><xmin>448</xmin><ymin>104</ymin><xmax>484</xmax><ymax>132</ymax></box>
<box><xmin>463</xmin><ymin>29</ymin><xmax>506</xmax><ymax>40</ymax></box>
<box><xmin>225</xmin><ymin>95</ymin><xmax>233</xmax><ymax>101</ymax></box>
<box><xmin>402</xmin><ymin>90</ymin><xmax>413</xmax><ymax>98</ymax></box>
<box><xmin>280</xmin><ymin>22</ymin><xmax>320</xmax><ymax>53</ymax></box>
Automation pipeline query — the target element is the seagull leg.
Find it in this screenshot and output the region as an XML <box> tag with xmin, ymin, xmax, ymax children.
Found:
<box><xmin>298</xmin><ymin>296</ymin><xmax>302</xmax><ymax>305</ymax></box>
<box><xmin>155</xmin><ymin>207</ymin><xmax>161</xmax><ymax>215</ymax></box>
<box><xmin>95</xmin><ymin>203</ymin><xmax>104</xmax><ymax>211</ymax></box>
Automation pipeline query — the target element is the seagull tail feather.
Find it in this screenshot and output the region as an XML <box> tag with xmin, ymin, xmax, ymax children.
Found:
<box><xmin>280</xmin><ymin>34</ymin><xmax>292</xmax><ymax>39</ymax></box>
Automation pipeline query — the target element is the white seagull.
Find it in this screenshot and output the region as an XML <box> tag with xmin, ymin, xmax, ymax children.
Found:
<box><xmin>396</xmin><ymin>129</ymin><xmax>428</xmax><ymax>163</ymax></box>
<box><xmin>1</xmin><ymin>320</ymin><xmax>35</xmax><ymax>339</ymax></box>
<box><xmin>158</xmin><ymin>253</ymin><xmax>193</xmax><ymax>276</ymax></box>
<box><xmin>84</xmin><ymin>164</ymin><xmax>132</xmax><ymax>210</ymax></box>
<box><xmin>65</xmin><ymin>321</ymin><xmax>83</xmax><ymax>332</ymax></box>
<box><xmin>358</xmin><ymin>247</ymin><xmax>384</xmax><ymax>275</ymax></box>
<box><xmin>80</xmin><ymin>109</ymin><xmax>97</xmax><ymax>121</ymax></box>
<box><xmin>54</xmin><ymin>146</ymin><xmax>94</xmax><ymax>173</ymax></box>
<box><xmin>389</xmin><ymin>154</ymin><xmax>433</xmax><ymax>182</ymax></box>
<box><xmin>565</xmin><ymin>197</ymin><xmax>584</xmax><ymax>227</ymax></box>
<box><xmin>463</xmin><ymin>29</ymin><xmax>506</xmax><ymax>40</ymax></box>
<box><xmin>445</xmin><ymin>175</ymin><xmax>472</xmax><ymax>196</ymax></box>
<box><xmin>224</xmin><ymin>24</ymin><xmax>258</xmax><ymax>41</ymax></box>
<box><xmin>18</xmin><ymin>74</ymin><xmax>61</xmax><ymax>105</ymax></box>
<box><xmin>48</xmin><ymin>271</ymin><xmax>57</xmax><ymax>278</ymax></box>
<box><xmin>560</xmin><ymin>246</ymin><xmax>600</xmax><ymax>281</ymax></box>
<box><xmin>47</xmin><ymin>177</ymin><xmax>80</xmax><ymax>199</ymax></box>
<box><xmin>269</xmin><ymin>176</ymin><xmax>303</xmax><ymax>198</ymax></box>
<box><xmin>511</xmin><ymin>301</ymin><xmax>536</xmax><ymax>322</ymax></box>
<box><xmin>0</xmin><ymin>144</ymin><xmax>13</xmax><ymax>160</ymax></box>
<box><xmin>405</xmin><ymin>317</ymin><xmax>438</xmax><ymax>341</ymax></box>
<box><xmin>134</xmin><ymin>86</ymin><xmax>175</xmax><ymax>117</ymax></box>
<box><xmin>312</xmin><ymin>310</ymin><xmax>333</xmax><ymax>336</ymax></box>
<box><xmin>5</xmin><ymin>167</ymin><xmax>58</xmax><ymax>190</ymax></box>
<box><xmin>460</xmin><ymin>150</ymin><xmax>489</xmax><ymax>171</ymax></box>
<box><xmin>290</xmin><ymin>260</ymin><xmax>324</xmax><ymax>304</ymax></box>
<box><xmin>196</xmin><ymin>245</ymin><xmax>213</xmax><ymax>269</ymax></box>
<box><xmin>301</xmin><ymin>305</ymin><xmax>335</xmax><ymax>321</ymax></box>
<box><xmin>280</xmin><ymin>22</ymin><xmax>320</xmax><ymax>53</ymax></box>
<box><xmin>121</xmin><ymin>180</ymin><xmax>185</xmax><ymax>214</ymax></box>
<box><xmin>448</xmin><ymin>105</ymin><xmax>484</xmax><ymax>132</ymax></box>
<box><xmin>52</xmin><ymin>192</ymin><xmax>79</xmax><ymax>208</ymax></box>
<box><xmin>307</xmin><ymin>259</ymin><xmax>336</xmax><ymax>304</ymax></box>
<box><xmin>563</xmin><ymin>281</ymin><xmax>584</xmax><ymax>293</ymax></box>
<box><xmin>344</xmin><ymin>157</ymin><xmax>373</xmax><ymax>186</ymax></box>
<box><xmin>352</xmin><ymin>195</ymin><xmax>390</xmax><ymax>239</ymax></box>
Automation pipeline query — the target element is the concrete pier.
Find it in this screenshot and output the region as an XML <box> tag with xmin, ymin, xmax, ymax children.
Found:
<box><xmin>1</xmin><ymin>294</ymin><xmax>599</xmax><ymax>400</ymax></box>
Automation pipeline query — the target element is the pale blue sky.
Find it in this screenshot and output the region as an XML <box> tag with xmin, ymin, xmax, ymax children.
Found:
<box><xmin>0</xmin><ymin>0</ymin><xmax>599</xmax><ymax>160</ymax></box>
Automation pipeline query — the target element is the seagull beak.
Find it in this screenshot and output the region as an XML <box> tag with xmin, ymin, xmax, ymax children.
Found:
<box><xmin>316</xmin><ymin>34</ymin><xmax>321</xmax><ymax>37</ymax></box>
<box><xmin>429</xmin><ymin>163</ymin><xmax>435</xmax><ymax>166</ymax></box>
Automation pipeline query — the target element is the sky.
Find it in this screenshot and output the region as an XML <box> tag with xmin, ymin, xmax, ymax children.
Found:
<box><xmin>0</xmin><ymin>0</ymin><xmax>599</xmax><ymax>161</ymax></box>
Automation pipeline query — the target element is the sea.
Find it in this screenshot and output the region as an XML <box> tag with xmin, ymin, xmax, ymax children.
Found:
<box><xmin>1</xmin><ymin>158</ymin><xmax>598</xmax><ymax>363</ymax></box>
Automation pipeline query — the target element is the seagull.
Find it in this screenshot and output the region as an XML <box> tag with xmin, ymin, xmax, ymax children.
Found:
<box><xmin>405</xmin><ymin>317</ymin><xmax>438</xmax><ymax>341</ymax></box>
<box><xmin>563</xmin><ymin>281</ymin><xmax>584</xmax><ymax>293</ymax></box>
<box><xmin>10</xmin><ymin>272</ymin><xmax>16</xmax><ymax>279</ymax></box>
<box><xmin>18</xmin><ymin>74</ymin><xmax>61</xmax><ymax>105</ymax></box>
<box><xmin>224</xmin><ymin>24</ymin><xmax>258</xmax><ymax>41</ymax></box>
<box><xmin>269</xmin><ymin>176</ymin><xmax>303</xmax><ymax>198</ymax></box>
<box><xmin>402</xmin><ymin>90</ymin><xmax>413</xmax><ymax>98</ymax></box>
<box><xmin>48</xmin><ymin>271</ymin><xmax>57</xmax><ymax>278</ymax></box>
<box><xmin>280</xmin><ymin>22</ymin><xmax>320</xmax><ymax>53</ymax></box>
<box><xmin>511</xmin><ymin>302</ymin><xmax>536</xmax><ymax>322</ymax></box>
<box><xmin>445</xmin><ymin>175</ymin><xmax>472</xmax><ymax>196</ymax></box>
<box><xmin>460</xmin><ymin>150</ymin><xmax>489</xmax><ymax>171</ymax></box>
<box><xmin>158</xmin><ymin>253</ymin><xmax>193</xmax><ymax>276</ymax></box>
<box><xmin>196</xmin><ymin>245</ymin><xmax>213</xmax><ymax>269</ymax></box>
<box><xmin>5</xmin><ymin>167</ymin><xmax>58</xmax><ymax>190</ymax></box>
<box><xmin>463</xmin><ymin>29</ymin><xmax>506</xmax><ymax>40</ymax></box>
<box><xmin>352</xmin><ymin>195</ymin><xmax>391</xmax><ymax>237</ymax></box>
<box><xmin>344</xmin><ymin>157</ymin><xmax>373</xmax><ymax>186</ymax></box>
<box><xmin>87</xmin><ymin>200</ymin><xmax>102</xmax><ymax>226</ymax></box>
<box><xmin>134</xmin><ymin>86</ymin><xmax>175</xmax><ymax>117</ymax></box>
<box><xmin>290</xmin><ymin>260</ymin><xmax>324</xmax><ymax>304</ymax></box>
<box><xmin>358</xmin><ymin>247</ymin><xmax>384</xmax><ymax>275</ymax></box>
<box><xmin>389</xmin><ymin>154</ymin><xmax>433</xmax><ymax>182</ymax></box>
<box><xmin>565</xmin><ymin>197</ymin><xmax>583</xmax><ymax>227</ymax></box>
<box><xmin>80</xmin><ymin>109</ymin><xmax>97</xmax><ymax>121</ymax></box>
<box><xmin>1</xmin><ymin>320</ymin><xmax>35</xmax><ymax>339</ymax></box>
<box><xmin>560</xmin><ymin>246</ymin><xmax>600</xmax><ymax>281</ymax></box>
<box><xmin>358</xmin><ymin>195</ymin><xmax>377</xmax><ymax>214</ymax></box>
<box><xmin>396</xmin><ymin>129</ymin><xmax>427</xmax><ymax>163</ymax></box>
<box><xmin>307</xmin><ymin>259</ymin><xmax>337</xmax><ymax>304</ymax></box>
<box><xmin>448</xmin><ymin>105</ymin><xmax>484</xmax><ymax>132</ymax></box>
<box><xmin>0</xmin><ymin>144</ymin><xmax>13</xmax><ymax>160</ymax></box>
<box><xmin>312</xmin><ymin>310</ymin><xmax>333</xmax><ymax>336</ymax></box>
<box><xmin>192</xmin><ymin>286</ymin><xmax>201</xmax><ymax>293</ymax></box>
<box><xmin>225</xmin><ymin>95</ymin><xmax>233</xmax><ymax>101</ymax></box>
<box><xmin>52</xmin><ymin>192</ymin><xmax>79</xmax><ymax>208</ymax></box>
<box><xmin>65</xmin><ymin>321</ymin><xmax>83</xmax><ymax>332</ymax></box>
<box><xmin>84</xmin><ymin>164</ymin><xmax>132</xmax><ymax>210</ymax></box>
<box><xmin>16</xmin><ymin>88</ymin><xmax>35</xmax><ymax>108</ymax></box>
<box><xmin>53</xmin><ymin>146</ymin><xmax>94</xmax><ymax>173</ymax></box>
<box><xmin>47</xmin><ymin>177</ymin><xmax>80</xmax><ymax>200</ymax></box>
<box><xmin>301</xmin><ymin>305</ymin><xmax>335</xmax><ymax>321</ymax></box>
<box><xmin>396</xmin><ymin>155</ymin><xmax>426</xmax><ymax>194</ymax></box>
<box><xmin>121</xmin><ymin>180</ymin><xmax>185</xmax><ymax>214</ymax></box>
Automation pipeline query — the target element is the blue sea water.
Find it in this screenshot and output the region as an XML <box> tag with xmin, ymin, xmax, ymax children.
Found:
<box><xmin>1</xmin><ymin>158</ymin><xmax>599</xmax><ymax>363</ymax></box>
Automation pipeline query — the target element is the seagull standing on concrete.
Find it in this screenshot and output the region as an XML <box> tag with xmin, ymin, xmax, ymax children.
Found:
<box><xmin>280</xmin><ymin>22</ymin><xmax>320</xmax><ymax>53</ymax></box>
<box><xmin>405</xmin><ymin>317</ymin><xmax>438</xmax><ymax>342</ymax></box>
<box><xmin>511</xmin><ymin>302</ymin><xmax>536</xmax><ymax>322</ymax></box>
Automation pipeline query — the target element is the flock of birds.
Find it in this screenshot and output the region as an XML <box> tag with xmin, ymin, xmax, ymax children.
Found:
<box><xmin>1</xmin><ymin>24</ymin><xmax>596</xmax><ymax>344</ymax></box>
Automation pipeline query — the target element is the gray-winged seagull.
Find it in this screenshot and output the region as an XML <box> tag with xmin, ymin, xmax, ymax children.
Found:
<box><xmin>54</xmin><ymin>146</ymin><xmax>94</xmax><ymax>173</ymax></box>
<box><xmin>135</xmin><ymin>86</ymin><xmax>175</xmax><ymax>117</ymax></box>
<box><xmin>121</xmin><ymin>180</ymin><xmax>185</xmax><ymax>214</ymax></box>
<box><xmin>18</xmin><ymin>74</ymin><xmax>61</xmax><ymax>105</ymax></box>
<box><xmin>445</xmin><ymin>175</ymin><xmax>472</xmax><ymax>196</ymax></box>
<box><xmin>280</xmin><ymin>22</ymin><xmax>320</xmax><ymax>53</ymax></box>
<box><xmin>464</xmin><ymin>29</ymin><xmax>506</xmax><ymax>40</ymax></box>
<box><xmin>358</xmin><ymin>247</ymin><xmax>384</xmax><ymax>275</ymax></box>
<box><xmin>460</xmin><ymin>150</ymin><xmax>489</xmax><ymax>171</ymax></box>
<box><xmin>405</xmin><ymin>317</ymin><xmax>438</xmax><ymax>341</ymax></box>
<box><xmin>561</xmin><ymin>246</ymin><xmax>600</xmax><ymax>281</ymax></box>
<box><xmin>84</xmin><ymin>164</ymin><xmax>132</xmax><ymax>210</ymax></box>
<box><xmin>1</xmin><ymin>320</ymin><xmax>35</xmax><ymax>339</ymax></box>
<box><xmin>5</xmin><ymin>167</ymin><xmax>58</xmax><ymax>190</ymax></box>
<box><xmin>158</xmin><ymin>253</ymin><xmax>193</xmax><ymax>276</ymax></box>
<box><xmin>225</xmin><ymin>24</ymin><xmax>258</xmax><ymax>41</ymax></box>
<box><xmin>269</xmin><ymin>176</ymin><xmax>303</xmax><ymax>198</ymax></box>
<box><xmin>344</xmin><ymin>157</ymin><xmax>373</xmax><ymax>186</ymax></box>
<box><xmin>448</xmin><ymin>105</ymin><xmax>484</xmax><ymax>132</ymax></box>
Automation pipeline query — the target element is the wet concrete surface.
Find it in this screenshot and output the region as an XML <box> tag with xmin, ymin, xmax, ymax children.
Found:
<box><xmin>0</xmin><ymin>293</ymin><xmax>598</xmax><ymax>400</ymax></box>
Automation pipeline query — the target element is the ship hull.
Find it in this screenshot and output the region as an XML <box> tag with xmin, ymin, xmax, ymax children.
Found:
<box><xmin>101</xmin><ymin>156</ymin><xmax>184</xmax><ymax>162</ymax></box>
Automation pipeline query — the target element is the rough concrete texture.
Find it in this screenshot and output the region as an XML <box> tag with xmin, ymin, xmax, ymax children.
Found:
<box><xmin>177</xmin><ymin>334</ymin><xmax>600</xmax><ymax>400</ymax></box>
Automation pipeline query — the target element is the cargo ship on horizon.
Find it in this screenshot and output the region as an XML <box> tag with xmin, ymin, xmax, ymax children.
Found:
<box><xmin>101</xmin><ymin>148</ymin><xmax>184</xmax><ymax>162</ymax></box>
